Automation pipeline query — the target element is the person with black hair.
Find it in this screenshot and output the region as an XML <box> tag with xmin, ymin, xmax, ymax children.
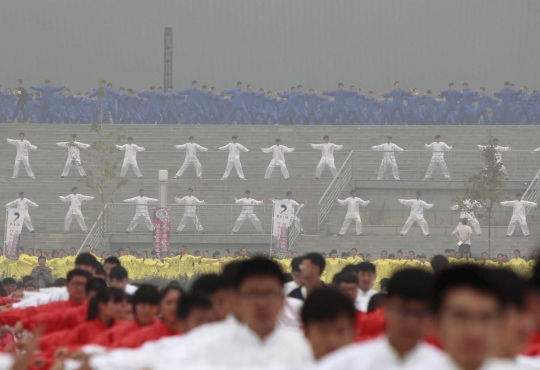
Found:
<box><xmin>176</xmin><ymin>292</ymin><xmax>214</xmax><ymax>333</ymax></box>
<box><xmin>310</xmin><ymin>136</ymin><xmax>344</xmax><ymax>180</ymax></box>
<box><xmin>336</xmin><ymin>190</ymin><xmax>371</xmax><ymax>236</ymax></box>
<box><xmin>449</xmin><ymin>191</ymin><xmax>484</xmax><ymax>237</ymax></box>
<box><xmin>261</xmin><ymin>138</ymin><xmax>295</xmax><ymax>179</ymax></box>
<box><xmin>500</xmin><ymin>193</ymin><xmax>537</xmax><ymax>237</ymax></box>
<box><xmin>55</xmin><ymin>134</ymin><xmax>90</xmax><ymax>178</ymax></box>
<box><xmin>217</xmin><ymin>135</ymin><xmax>249</xmax><ymax>180</ymax></box>
<box><xmin>124</xmin><ymin>189</ymin><xmax>158</xmax><ymax>233</ymax></box>
<box><xmin>103</xmin><ymin>256</ymin><xmax>121</xmax><ymax>276</ymax></box>
<box><xmin>191</xmin><ymin>274</ymin><xmax>230</xmax><ymax>321</ymax></box>
<box><xmin>232</xmin><ymin>190</ymin><xmax>265</xmax><ymax>234</ymax></box>
<box><xmin>75</xmin><ymin>252</ymin><xmax>99</xmax><ymax>275</ymax></box>
<box><xmin>5</xmin><ymin>191</ymin><xmax>38</xmax><ymax>233</ymax></box>
<box><xmin>11</xmin><ymin>79</ymin><xmax>29</xmax><ymax>123</ymax></box>
<box><xmin>371</xmin><ymin>136</ymin><xmax>404</xmax><ymax>180</ymax></box>
<box><xmin>116</xmin><ymin>137</ymin><xmax>145</xmax><ymax>179</ymax></box>
<box><xmin>289</xmin><ymin>253</ymin><xmax>326</xmax><ymax>301</ymax></box>
<box><xmin>423</xmin><ymin>134</ymin><xmax>453</xmax><ymax>180</ymax></box>
<box><xmin>56</xmin><ymin>187</ymin><xmax>94</xmax><ymax>234</ymax></box>
<box><xmin>1</xmin><ymin>278</ymin><xmax>16</xmax><ymax>296</ymax></box>
<box><xmin>30</xmin><ymin>256</ymin><xmax>52</xmax><ymax>288</ymax></box>
<box><xmin>355</xmin><ymin>262</ymin><xmax>378</xmax><ymax>312</ymax></box>
<box><xmin>478</xmin><ymin>138</ymin><xmax>511</xmax><ymax>179</ymax></box>
<box><xmin>173</xmin><ymin>188</ymin><xmax>205</xmax><ymax>234</ymax></box>
<box><xmin>302</xmin><ymin>288</ymin><xmax>356</xmax><ymax>360</ymax></box>
<box><xmin>6</xmin><ymin>132</ymin><xmax>37</xmax><ymax>179</ymax></box>
<box><xmin>108</xmin><ymin>266</ymin><xmax>129</xmax><ymax>291</ymax></box>
<box><xmin>284</xmin><ymin>257</ymin><xmax>303</xmax><ymax>295</ymax></box>
<box><xmin>173</xmin><ymin>136</ymin><xmax>208</xmax><ymax>179</ymax></box>
<box><xmin>398</xmin><ymin>191</ymin><xmax>434</xmax><ymax>237</ymax></box>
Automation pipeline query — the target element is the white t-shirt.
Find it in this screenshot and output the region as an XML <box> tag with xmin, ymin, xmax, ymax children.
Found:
<box><xmin>455</xmin><ymin>224</ymin><xmax>473</xmax><ymax>245</ymax></box>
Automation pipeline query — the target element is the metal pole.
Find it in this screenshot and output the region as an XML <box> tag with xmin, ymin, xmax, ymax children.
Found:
<box><xmin>164</xmin><ymin>27</ymin><xmax>173</xmax><ymax>89</ymax></box>
<box><xmin>158</xmin><ymin>170</ymin><xmax>168</xmax><ymax>208</ymax></box>
<box><xmin>3</xmin><ymin>209</ymin><xmax>7</xmax><ymax>278</ymax></box>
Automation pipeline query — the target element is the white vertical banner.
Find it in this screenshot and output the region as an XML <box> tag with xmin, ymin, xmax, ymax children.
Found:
<box><xmin>272</xmin><ymin>200</ymin><xmax>293</xmax><ymax>254</ymax></box>
<box><xmin>5</xmin><ymin>208</ymin><xmax>24</xmax><ymax>260</ymax></box>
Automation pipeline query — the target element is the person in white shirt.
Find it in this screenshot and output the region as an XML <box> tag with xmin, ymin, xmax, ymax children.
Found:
<box><xmin>454</xmin><ymin>219</ymin><xmax>473</xmax><ymax>255</ymax></box>
<box><xmin>56</xmin><ymin>187</ymin><xmax>94</xmax><ymax>234</ymax></box>
<box><xmin>5</xmin><ymin>191</ymin><xmax>38</xmax><ymax>233</ymax></box>
<box><xmin>500</xmin><ymin>193</ymin><xmax>537</xmax><ymax>237</ymax></box>
<box><xmin>173</xmin><ymin>188</ymin><xmax>205</xmax><ymax>234</ymax></box>
<box><xmin>423</xmin><ymin>134</ymin><xmax>452</xmax><ymax>180</ymax></box>
<box><xmin>335</xmin><ymin>190</ymin><xmax>371</xmax><ymax>236</ymax></box>
<box><xmin>55</xmin><ymin>133</ymin><xmax>90</xmax><ymax>178</ymax></box>
<box><xmin>283</xmin><ymin>257</ymin><xmax>303</xmax><ymax>295</ymax></box>
<box><xmin>478</xmin><ymin>138</ymin><xmax>511</xmax><ymax>180</ymax></box>
<box><xmin>315</xmin><ymin>269</ymin><xmax>444</xmax><ymax>370</ymax></box>
<box><xmin>7</xmin><ymin>132</ymin><xmax>37</xmax><ymax>179</ymax></box>
<box><xmin>116</xmin><ymin>137</ymin><xmax>145</xmax><ymax>179</ymax></box>
<box><xmin>310</xmin><ymin>135</ymin><xmax>343</xmax><ymax>180</ymax></box>
<box><xmin>371</xmin><ymin>136</ymin><xmax>404</xmax><ymax>180</ymax></box>
<box><xmin>355</xmin><ymin>262</ymin><xmax>378</xmax><ymax>312</ymax></box>
<box><xmin>173</xmin><ymin>136</ymin><xmax>208</xmax><ymax>179</ymax></box>
<box><xmin>398</xmin><ymin>191</ymin><xmax>435</xmax><ymax>236</ymax></box>
<box><xmin>283</xmin><ymin>191</ymin><xmax>306</xmax><ymax>234</ymax></box>
<box><xmin>449</xmin><ymin>191</ymin><xmax>484</xmax><ymax>237</ymax></box>
<box><xmin>124</xmin><ymin>189</ymin><xmax>158</xmax><ymax>233</ymax></box>
<box><xmin>261</xmin><ymin>138</ymin><xmax>295</xmax><ymax>180</ymax></box>
<box><xmin>232</xmin><ymin>190</ymin><xmax>266</xmax><ymax>234</ymax></box>
<box><xmin>217</xmin><ymin>135</ymin><xmax>249</xmax><ymax>180</ymax></box>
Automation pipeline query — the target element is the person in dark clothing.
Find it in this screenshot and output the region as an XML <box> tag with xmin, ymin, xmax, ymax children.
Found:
<box><xmin>11</xmin><ymin>79</ymin><xmax>29</xmax><ymax>122</ymax></box>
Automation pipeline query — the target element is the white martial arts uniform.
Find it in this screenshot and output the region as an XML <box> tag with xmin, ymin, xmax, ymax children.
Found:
<box><xmin>5</xmin><ymin>198</ymin><xmax>39</xmax><ymax>232</ymax></box>
<box><xmin>116</xmin><ymin>143</ymin><xmax>145</xmax><ymax>178</ymax></box>
<box><xmin>174</xmin><ymin>196</ymin><xmax>205</xmax><ymax>233</ymax></box>
<box><xmin>478</xmin><ymin>145</ymin><xmax>511</xmax><ymax>177</ymax></box>
<box><xmin>174</xmin><ymin>142</ymin><xmax>208</xmax><ymax>178</ymax></box>
<box><xmin>124</xmin><ymin>196</ymin><xmax>158</xmax><ymax>232</ymax></box>
<box><xmin>56</xmin><ymin>141</ymin><xmax>91</xmax><ymax>177</ymax></box>
<box><xmin>262</xmin><ymin>144</ymin><xmax>294</xmax><ymax>179</ymax></box>
<box><xmin>371</xmin><ymin>142</ymin><xmax>404</xmax><ymax>180</ymax></box>
<box><xmin>233</xmin><ymin>197</ymin><xmax>264</xmax><ymax>233</ymax></box>
<box><xmin>282</xmin><ymin>199</ymin><xmax>305</xmax><ymax>232</ymax></box>
<box><xmin>336</xmin><ymin>197</ymin><xmax>370</xmax><ymax>235</ymax></box>
<box><xmin>500</xmin><ymin>199</ymin><xmax>537</xmax><ymax>236</ymax></box>
<box><xmin>59</xmin><ymin>193</ymin><xmax>94</xmax><ymax>232</ymax></box>
<box><xmin>7</xmin><ymin>138</ymin><xmax>37</xmax><ymax>178</ymax></box>
<box><xmin>310</xmin><ymin>142</ymin><xmax>343</xmax><ymax>179</ymax></box>
<box><xmin>450</xmin><ymin>199</ymin><xmax>483</xmax><ymax>236</ymax></box>
<box><xmin>355</xmin><ymin>288</ymin><xmax>378</xmax><ymax>312</ymax></box>
<box><xmin>218</xmin><ymin>142</ymin><xmax>249</xmax><ymax>180</ymax></box>
<box><xmin>424</xmin><ymin>141</ymin><xmax>452</xmax><ymax>179</ymax></box>
<box><xmin>399</xmin><ymin>198</ymin><xmax>433</xmax><ymax>235</ymax></box>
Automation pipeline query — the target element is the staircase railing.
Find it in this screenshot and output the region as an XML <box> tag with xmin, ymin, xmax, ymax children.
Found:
<box><xmin>522</xmin><ymin>168</ymin><xmax>540</xmax><ymax>215</ymax></box>
<box><xmin>78</xmin><ymin>204</ymin><xmax>111</xmax><ymax>254</ymax></box>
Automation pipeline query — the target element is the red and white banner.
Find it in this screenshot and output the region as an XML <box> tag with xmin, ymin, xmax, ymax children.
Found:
<box><xmin>4</xmin><ymin>208</ymin><xmax>24</xmax><ymax>260</ymax></box>
<box><xmin>153</xmin><ymin>207</ymin><xmax>170</xmax><ymax>258</ymax></box>
<box><xmin>272</xmin><ymin>200</ymin><xmax>293</xmax><ymax>254</ymax></box>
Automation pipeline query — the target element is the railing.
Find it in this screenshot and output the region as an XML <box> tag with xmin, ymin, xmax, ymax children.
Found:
<box><xmin>79</xmin><ymin>204</ymin><xmax>110</xmax><ymax>254</ymax></box>
<box><xmin>522</xmin><ymin>168</ymin><xmax>540</xmax><ymax>215</ymax></box>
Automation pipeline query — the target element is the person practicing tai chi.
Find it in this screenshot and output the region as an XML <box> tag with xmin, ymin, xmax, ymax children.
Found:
<box><xmin>5</xmin><ymin>192</ymin><xmax>39</xmax><ymax>233</ymax></box>
<box><xmin>500</xmin><ymin>193</ymin><xmax>537</xmax><ymax>237</ymax></box>
<box><xmin>173</xmin><ymin>188</ymin><xmax>205</xmax><ymax>234</ymax></box>
<box><xmin>6</xmin><ymin>132</ymin><xmax>37</xmax><ymax>179</ymax></box>
<box><xmin>398</xmin><ymin>191</ymin><xmax>434</xmax><ymax>237</ymax></box>
<box><xmin>232</xmin><ymin>190</ymin><xmax>266</xmax><ymax>234</ymax></box>
<box><xmin>335</xmin><ymin>189</ymin><xmax>371</xmax><ymax>236</ymax></box>
<box><xmin>217</xmin><ymin>135</ymin><xmax>249</xmax><ymax>180</ymax></box>
<box><xmin>449</xmin><ymin>191</ymin><xmax>483</xmax><ymax>237</ymax></box>
<box><xmin>309</xmin><ymin>135</ymin><xmax>343</xmax><ymax>180</ymax></box>
<box><xmin>261</xmin><ymin>138</ymin><xmax>295</xmax><ymax>180</ymax></box>
<box><xmin>280</xmin><ymin>191</ymin><xmax>306</xmax><ymax>235</ymax></box>
<box><xmin>124</xmin><ymin>189</ymin><xmax>158</xmax><ymax>233</ymax></box>
<box><xmin>56</xmin><ymin>187</ymin><xmax>94</xmax><ymax>234</ymax></box>
<box><xmin>478</xmin><ymin>138</ymin><xmax>511</xmax><ymax>180</ymax></box>
<box><xmin>174</xmin><ymin>136</ymin><xmax>208</xmax><ymax>179</ymax></box>
<box><xmin>116</xmin><ymin>137</ymin><xmax>145</xmax><ymax>179</ymax></box>
<box><xmin>423</xmin><ymin>134</ymin><xmax>452</xmax><ymax>180</ymax></box>
<box><xmin>371</xmin><ymin>136</ymin><xmax>404</xmax><ymax>180</ymax></box>
<box><xmin>56</xmin><ymin>134</ymin><xmax>90</xmax><ymax>178</ymax></box>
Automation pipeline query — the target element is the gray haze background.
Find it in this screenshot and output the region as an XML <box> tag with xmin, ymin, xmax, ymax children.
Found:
<box><xmin>1</xmin><ymin>0</ymin><xmax>539</xmax><ymax>93</ymax></box>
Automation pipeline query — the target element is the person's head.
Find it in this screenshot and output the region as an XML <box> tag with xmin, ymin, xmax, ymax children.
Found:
<box><xmin>357</xmin><ymin>262</ymin><xmax>376</xmax><ymax>292</ymax></box>
<box><xmin>159</xmin><ymin>285</ymin><xmax>183</xmax><ymax>326</ymax></box>
<box><xmin>25</xmin><ymin>283</ymin><xmax>37</xmax><ymax>292</ymax></box>
<box><xmin>334</xmin><ymin>274</ymin><xmax>359</xmax><ymax>301</ymax></box>
<box><xmin>350</xmin><ymin>248</ymin><xmax>357</xmax><ymax>257</ymax></box>
<box><xmin>275</xmin><ymin>138</ymin><xmax>281</xmax><ymax>145</ymax></box>
<box><xmin>394</xmin><ymin>81</ymin><xmax>400</xmax><ymax>88</ymax></box>
<box><xmin>449</xmin><ymin>82</ymin><xmax>455</xmax><ymax>91</ymax></box>
<box><xmin>244</xmin><ymin>189</ymin><xmax>251</xmax><ymax>199</ymax></box>
<box><xmin>66</xmin><ymin>269</ymin><xmax>92</xmax><ymax>304</ymax></box>
<box><xmin>177</xmin><ymin>293</ymin><xmax>214</xmax><ymax>333</ymax></box>
<box><xmin>380</xmin><ymin>250</ymin><xmax>388</xmax><ymax>259</ymax></box>
<box><xmin>75</xmin><ymin>253</ymin><xmax>98</xmax><ymax>275</ymax></box>
<box><xmin>45</xmin><ymin>79</ymin><xmax>51</xmax><ymax>86</ymax></box>
<box><xmin>300</xmin><ymin>253</ymin><xmax>326</xmax><ymax>282</ymax></box>
<box><xmin>98</xmin><ymin>80</ymin><xmax>106</xmax><ymax>88</ymax></box>
<box><xmin>180</xmin><ymin>246</ymin><xmax>188</xmax><ymax>255</ymax></box>
<box><xmin>302</xmin><ymin>288</ymin><xmax>356</xmax><ymax>359</ymax></box>
<box><xmin>366</xmin><ymin>254</ymin><xmax>372</xmax><ymax>262</ymax></box>
<box><xmin>2</xmin><ymin>278</ymin><xmax>16</xmax><ymax>295</ymax></box>
<box><xmin>323</xmin><ymin>135</ymin><xmax>329</xmax><ymax>144</ymax></box>
<box><xmin>384</xmin><ymin>269</ymin><xmax>435</xmax><ymax>354</ymax></box>
<box><xmin>87</xmin><ymin>287</ymin><xmax>126</xmax><ymax>322</ymax></box>
<box><xmin>504</xmin><ymin>81</ymin><xmax>511</xmax><ymax>87</ymax></box>
<box><xmin>455</xmin><ymin>252</ymin><xmax>462</xmax><ymax>259</ymax></box>
<box><xmin>514</xmin><ymin>249</ymin><xmax>521</xmax><ymax>259</ymax></box>
<box><xmin>71</xmin><ymin>186</ymin><xmax>79</xmax><ymax>195</ymax></box>
<box><xmin>415</xmin><ymin>191</ymin><xmax>421</xmax><ymax>200</ymax></box>
<box><xmin>408</xmin><ymin>251</ymin><xmax>416</xmax><ymax>260</ymax></box>
<box><xmin>202</xmin><ymin>250</ymin><xmax>209</xmax><ymax>258</ymax></box>
<box><xmin>435</xmin><ymin>134</ymin><xmax>441</xmax><ymax>143</ymax></box>
<box><xmin>516</xmin><ymin>193</ymin><xmax>522</xmax><ymax>201</ymax></box>
<box><xmin>236</xmin><ymin>81</ymin><xmax>243</xmax><ymax>89</ymax></box>
<box><xmin>231</xmin><ymin>259</ymin><xmax>285</xmax><ymax>338</ymax></box>
<box><xmin>132</xmin><ymin>284</ymin><xmax>160</xmax><ymax>325</ymax></box>
<box><xmin>338</xmin><ymin>83</ymin><xmax>344</xmax><ymax>90</ymax></box>
<box><xmin>18</xmin><ymin>132</ymin><xmax>25</xmax><ymax>140</ymax></box>
<box><xmin>431</xmin><ymin>255</ymin><xmax>449</xmax><ymax>274</ymax></box>
<box><xmin>285</xmin><ymin>191</ymin><xmax>293</xmax><ymax>200</ymax></box>
<box><xmin>38</xmin><ymin>256</ymin><xmax>46</xmax><ymax>267</ymax></box>
<box><xmin>86</xmin><ymin>278</ymin><xmax>108</xmax><ymax>301</ymax></box>
<box><xmin>349</xmin><ymin>189</ymin><xmax>357</xmax><ymax>198</ymax></box>
<box><xmin>18</xmin><ymin>191</ymin><xmax>25</xmax><ymax>200</ymax></box>
<box><xmin>434</xmin><ymin>266</ymin><xmax>503</xmax><ymax>370</ymax></box>
<box><xmin>103</xmin><ymin>256</ymin><xmax>120</xmax><ymax>277</ymax></box>
<box><xmin>108</xmin><ymin>266</ymin><xmax>128</xmax><ymax>291</ymax></box>
<box><xmin>191</xmin><ymin>274</ymin><xmax>230</xmax><ymax>321</ymax></box>
<box><xmin>290</xmin><ymin>86</ymin><xmax>296</xmax><ymax>93</ymax></box>
<box><xmin>27</xmin><ymin>248</ymin><xmax>35</xmax><ymax>257</ymax></box>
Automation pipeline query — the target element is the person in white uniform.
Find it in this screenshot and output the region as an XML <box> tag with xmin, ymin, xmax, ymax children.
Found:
<box><xmin>281</xmin><ymin>191</ymin><xmax>306</xmax><ymax>234</ymax></box>
<box><xmin>173</xmin><ymin>136</ymin><xmax>208</xmax><ymax>179</ymax></box>
<box><xmin>232</xmin><ymin>190</ymin><xmax>265</xmax><ymax>233</ymax></box>
<box><xmin>261</xmin><ymin>138</ymin><xmax>295</xmax><ymax>179</ymax></box>
<box><xmin>449</xmin><ymin>191</ymin><xmax>484</xmax><ymax>237</ymax></box>
<box><xmin>371</xmin><ymin>136</ymin><xmax>404</xmax><ymax>180</ymax></box>
<box><xmin>7</xmin><ymin>132</ymin><xmax>37</xmax><ymax>179</ymax></box>
<box><xmin>217</xmin><ymin>135</ymin><xmax>249</xmax><ymax>180</ymax></box>
<box><xmin>116</xmin><ymin>137</ymin><xmax>145</xmax><ymax>179</ymax></box>
<box><xmin>56</xmin><ymin>134</ymin><xmax>90</xmax><ymax>178</ymax></box>
<box><xmin>310</xmin><ymin>135</ymin><xmax>343</xmax><ymax>180</ymax></box>
<box><xmin>398</xmin><ymin>191</ymin><xmax>435</xmax><ymax>236</ymax></box>
<box><xmin>478</xmin><ymin>138</ymin><xmax>511</xmax><ymax>180</ymax></box>
<box><xmin>56</xmin><ymin>187</ymin><xmax>94</xmax><ymax>234</ymax></box>
<box><xmin>423</xmin><ymin>134</ymin><xmax>452</xmax><ymax>180</ymax></box>
<box><xmin>500</xmin><ymin>193</ymin><xmax>537</xmax><ymax>237</ymax></box>
<box><xmin>124</xmin><ymin>189</ymin><xmax>158</xmax><ymax>233</ymax></box>
<box><xmin>173</xmin><ymin>188</ymin><xmax>205</xmax><ymax>234</ymax></box>
<box><xmin>335</xmin><ymin>190</ymin><xmax>371</xmax><ymax>236</ymax></box>
<box><xmin>5</xmin><ymin>191</ymin><xmax>38</xmax><ymax>233</ymax></box>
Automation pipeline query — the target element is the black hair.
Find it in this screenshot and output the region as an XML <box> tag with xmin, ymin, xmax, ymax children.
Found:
<box><xmin>71</xmin><ymin>134</ymin><xmax>77</xmax><ymax>139</ymax></box>
<box><xmin>132</xmin><ymin>284</ymin><xmax>160</xmax><ymax>311</ymax></box>
<box><xmin>394</xmin><ymin>81</ymin><xmax>399</xmax><ymax>85</ymax></box>
<box><xmin>25</xmin><ymin>283</ymin><xmax>37</xmax><ymax>290</ymax></box>
<box><xmin>350</xmin><ymin>189</ymin><xmax>357</xmax><ymax>195</ymax></box>
<box><xmin>431</xmin><ymin>255</ymin><xmax>449</xmax><ymax>274</ymax></box>
<box><xmin>516</xmin><ymin>193</ymin><xmax>522</xmax><ymax>197</ymax></box>
<box><xmin>104</xmin><ymin>256</ymin><xmax>121</xmax><ymax>267</ymax></box>
<box><xmin>87</xmin><ymin>287</ymin><xmax>125</xmax><ymax>321</ymax></box>
<box><xmin>54</xmin><ymin>278</ymin><xmax>66</xmax><ymax>287</ymax></box>
<box><xmin>86</xmin><ymin>278</ymin><xmax>107</xmax><ymax>294</ymax></box>
<box><xmin>415</xmin><ymin>191</ymin><xmax>421</xmax><ymax>196</ymax></box>
<box><xmin>480</xmin><ymin>87</ymin><xmax>485</xmax><ymax>91</ymax></box>
<box><xmin>188</xmin><ymin>136</ymin><xmax>194</xmax><ymax>140</ymax></box>
<box><xmin>231</xmin><ymin>259</ymin><xmax>285</xmax><ymax>290</ymax></box>
<box><xmin>177</xmin><ymin>293</ymin><xmax>213</xmax><ymax>320</ymax></box>
<box><xmin>237</xmin><ymin>81</ymin><xmax>242</xmax><ymax>86</ymax></box>
<box><xmin>45</xmin><ymin>79</ymin><xmax>50</xmax><ymax>83</ymax></box>
<box><xmin>109</xmin><ymin>266</ymin><xmax>128</xmax><ymax>280</ymax></box>
<box><xmin>187</xmin><ymin>188</ymin><xmax>193</xmax><ymax>191</ymax></box>
<box><xmin>38</xmin><ymin>256</ymin><xmax>46</xmax><ymax>262</ymax></box>
<box><xmin>301</xmin><ymin>288</ymin><xmax>356</xmax><ymax>327</ymax></box>
<box><xmin>66</xmin><ymin>268</ymin><xmax>92</xmax><ymax>282</ymax></box>
<box><xmin>334</xmin><ymin>273</ymin><xmax>359</xmax><ymax>286</ymax></box>
<box><xmin>387</xmin><ymin>269</ymin><xmax>434</xmax><ymax>303</ymax></box>
<box><xmin>493</xmin><ymin>269</ymin><xmax>526</xmax><ymax>310</ymax></box>
<box><xmin>356</xmin><ymin>262</ymin><xmax>376</xmax><ymax>273</ymax></box>
<box><xmin>22</xmin><ymin>276</ymin><xmax>34</xmax><ymax>284</ymax></box>
<box><xmin>275</xmin><ymin>138</ymin><xmax>281</xmax><ymax>142</ymax></box>
<box><xmin>201</xmin><ymin>85</ymin><xmax>207</xmax><ymax>89</ymax></box>
<box><xmin>367</xmin><ymin>293</ymin><xmax>385</xmax><ymax>312</ymax></box>
<box><xmin>462</xmin><ymin>82</ymin><xmax>468</xmax><ymax>86</ymax></box>
<box><xmin>191</xmin><ymin>274</ymin><xmax>227</xmax><ymax>296</ymax></box>
<box><xmin>2</xmin><ymin>278</ymin><xmax>16</xmax><ymax>285</ymax></box>
<box><xmin>160</xmin><ymin>285</ymin><xmax>184</xmax><ymax>302</ymax></box>
<box><xmin>286</xmin><ymin>191</ymin><xmax>292</xmax><ymax>196</ymax></box>
<box><xmin>449</xmin><ymin>83</ymin><xmax>454</xmax><ymax>87</ymax></box>
<box><xmin>435</xmin><ymin>135</ymin><xmax>441</xmax><ymax>139</ymax></box>
<box><xmin>72</xmin><ymin>187</ymin><xmax>78</xmax><ymax>191</ymax></box>
<box><xmin>150</xmin><ymin>85</ymin><xmax>155</xmax><ymax>90</ymax></box>
<box><xmin>426</xmin><ymin>90</ymin><xmax>432</xmax><ymax>94</ymax></box>
<box><xmin>504</xmin><ymin>81</ymin><xmax>511</xmax><ymax>86</ymax></box>
<box><xmin>128</xmin><ymin>137</ymin><xmax>133</xmax><ymax>141</ymax></box>
<box><xmin>245</xmin><ymin>190</ymin><xmax>251</xmax><ymax>194</ymax></box>
<box><xmin>19</xmin><ymin>132</ymin><xmax>25</xmax><ymax>136</ymax></box>
<box><xmin>75</xmin><ymin>253</ymin><xmax>98</xmax><ymax>269</ymax></box>
<box><xmin>338</xmin><ymin>83</ymin><xmax>344</xmax><ymax>87</ymax></box>
<box><xmin>290</xmin><ymin>257</ymin><xmax>302</xmax><ymax>273</ymax></box>
<box><xmin>302</xmin><ymin>253</ymin><xmax>326</xmax><ymax>276</ymax></box>
<box><xmin>232</xmin><ymin>135</ymin><xmax>237</xmax><ymax>139</ymax></box>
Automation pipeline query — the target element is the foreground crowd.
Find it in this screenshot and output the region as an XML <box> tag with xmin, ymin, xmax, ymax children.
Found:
<box><xmin>0</xmin><ymin>251</ymin><xmax>538</xmax><ymax>369</ymax></box>
<box><xmin>3</xmin><ymin>79</ymin><xmax>540</xmax><ymax>125</ymax></box>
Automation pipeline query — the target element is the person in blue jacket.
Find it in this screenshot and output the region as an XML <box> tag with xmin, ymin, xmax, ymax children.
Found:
<box><xmin>365</xmin><ymin>91</ymin><xmax>381</xmax><ymax>125</ymax></box>
<box><xmin>344</xmin><ymin>86</ymin><xmax>361</xmax><ymax>125</ymax></box>
<box><xmin>530</xmin><ymin>90</ymin><xmax>540</xmax><ymax>125</ymax></box>
<box><xmin>221</xmin><ymin>81</ymin><xmax>251</xmax><ymax>125</ymax></box>
<box><xmin>30</xmin><ymin>80</ymin><xmax>66</xmax><ymax>123</ymax></box>
<box><xmin>176</xmin><ymin>81</ymin><xmax>204</xmax><ymax>124</ymax></box>
<box><xmin>471</xmin><ymin>88</ymin><xmax>497</xmax><ymax>125</ymax></box>
<box><xmin>105</xmin><ymin>83</ymin><xmax>119</xmax><ymax>123</ymax></box>
<box><xmin>323</xmin><ymin>83</ymin><xmax>358</xmax><ymax>125</ymax></box>
<box><xmin>516</xmin><ymin>86</ymin><xmax>532</xmax><ymax>125</ymax></box>
<box><xmin>138</xmin><ymin>86</ymin><xmax>161</xmax><ymax>124</ymax></box>
<box><xmin>263</xmin><ymin>91</ymin><xmax>279</xmax><ymax>125</ymax></box>
<box><xmin>250</xmin><ymin>88</ymin><xmax>266</xmax><ymax>125</ymax></box>
<box><xmin>438</xmin><ymin>83</ymin><xmax>461</xmax><ymax>125</ymax></box>
<box><xmin>457</xmin><ymin>83</ymin><xmax>477</xmax><ymax>125</ymax></box>
<box><xmin>379</xmin><ymin>97</ymin><xmax>391</xmax><ymax>126</ymax></box>
<box><xmin>493</xmin><ymin>82</ymin><xmax>521</xmax><ymax>125</ymax></box>
<box><xmin>422</xmin><ymin>90</ymin><xmax>440</xmax><ymax>125</ymax></box>
<box><xmin>155</xmin><ymin>86</ymin><xmax>169</xmax><ymax>124</ymax></box>
<box><xmin>88</xmin><ymin>80</ymin><xmax>110</xmax><ymax>123</ymax></box>
<box><xmin>317</xmin><ymin>97</ymin><xmax>333</xmax><ymax>125</ymax></box>
<box><xmin>381</xmin><ymin>81</ymin><xmax>410</xmax><ymax>125</ymax></box>
<box><xmin>278</xmin><ymin>86</ymin><xmax>304</xmax><ymax>125</ymax></box>
<box><xmin>305</xmin><ymin>89</ymin><xmax>325</xmax><ymax>125</ymax></box>
<box><xmin>405</xmin><ymin>88</ymin><xmax>426</xmax><ymax>125</ymax></box>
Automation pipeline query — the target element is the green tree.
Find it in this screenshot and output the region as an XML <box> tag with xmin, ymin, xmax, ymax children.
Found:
<box><xmin>78</xmin><ymin>122</ymin><xmax>128</xmax><ymax>248</ymax></box>
<box><xmin>455</xmin><ymin>135</ymin><xmax>506</xmax><ymax>255</ymax></box>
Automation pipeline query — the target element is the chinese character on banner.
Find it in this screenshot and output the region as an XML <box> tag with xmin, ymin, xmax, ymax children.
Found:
<box><xmin>4</xmin><ymin>209</ymin><xmax>24</xmax><ymax>260</ymax></box>
<box><xmin>272</xmin><ymin>201</ymin><xmax>293</xmax><ymax>254</ymax></box>
<box><xmin>153</xmin><ymin>207</ymin><xmax>171</xmax><ymax>258</ymax></box>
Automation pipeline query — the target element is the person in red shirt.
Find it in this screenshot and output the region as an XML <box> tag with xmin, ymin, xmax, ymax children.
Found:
<box><xmin>523</xmin><ymin>261</ymin><xmax>540</xmax><ymax>356</ymax></box>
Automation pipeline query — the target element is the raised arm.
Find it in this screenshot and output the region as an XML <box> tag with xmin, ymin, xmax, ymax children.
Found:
<box><xmin>133</xmin><ymin>145</ymin><xmax>145</xmax><ymax>152</ymax></box>
<box><xmin>56</xmin><ymin>142</ymin><xmax>69</xmax><ymax>148</ymax></box>
<box><xmin>80</xmin><ymin>195</ymin><xmax>94</xmax><ymax>201</ymax></box>
<box><xmin>237</xmin><ymin>144</ymin><xmax>249</xmax><ymax>152</ymax></box>
<box><xmin>147</xmin><ymin>198</ymin><xmax>159</xmax><ymax>203</ymax></box>
<box><xmin>421</xmin><ymin>201</ymin><xmax>434</xmax><ymax>209</ymax></box>
<box><xmin>449</xmin><ymin>204</ymin><xmax>459</xmax><ymax>211</ymax></box>
<box><xmin>58</xmin><ymin>195</ymin><xmax>71</xmax><ymax>202</ymax></box>
<box><xmin>26</xmin><ymin>200</ymin><xmax>39</xmax><ymax>208</ymax></box>
<box><xmin>310</xmin><ymin>143</ymin><xmax>323</xmax><ymax>150</ymax></box>
<box><xmin>424</xmin><ymin>143</ymin><xmax>433</xmax><ymax>150</ymax></box>
<box><xmin>261</xmin><ymin>146</ymin><xmax>273</xmax><ymax>153</ymax></box>
<box><xmin>398</xmin><ymin>199</ymin><xmax>412</xmax><ymax>206</ymax></box>
<box><xmin>5</xmin><ymin>200</ymin><xmax>17</xmax><ymax>208</ymax></box>
<box><xmin>442</xmin><ymin>143</ymin><xmax>452</xmax><ymax>151</ymax></box>
<box><xmin>76</xmin><ymin>142</ymin><xmax>91</xmax><ymax>149</ymax></box>
<box><xmin>195</xmin><ymin>144</ymin><xmax>209</xmax><ymax>152</ymax></box>
<box><xmin>174</xmin><ymin>197</ymin><xmax>185</xmax><ymax>205</ymax></box>
<box><xmin>500</xmin><ymin>201</ymin><xmax>515</xmax><ymax>207</ymax></box>
<box><xmin>392</xmin><ymin>144</ymin><xmax>404</xmax><ymax>151</ymax></box>
<box><xmin>322</xmin><ymin>91</ymin><xmax>336</xmax><ymax>97</ymax></box>
<box><xmin>283</xmin><ymin>146</ymin><xmax>295</xmax><ymax>153</ymax></box>
<box><xmin>123</xmin><ymin>197</ymin><xmax>138</xmax><ymax>203</ymax></box>
<box><xmin>6</xmin><ymin>138</ymin><xmax>17</xmax><ymax>146</ymax></box>
<box><xmin>498</xmin><ymin>146</ymin><xmax>511</xmax><ymax>152</ymax></box>
<box><xmin>358</xmin><ymin>198</ymin><xmax>371</xmax><ymax>206</ymax></box>
<box><xmin>218</xmin><ymin>144</ymin><xmax>230</xmax><ymax>151</ymax></box>
<box><xmin>523</xmin><ymin>201</ymin><xmax>538</xmax><ymax>208</ymax></box>
<box><xmin>174</xmin><ymin>144</ymin><xmax>187</xmax><ymax>151</ymax></box>
<box><xmin>336</xmin><ymin>198</ymin><xmax>346</xmax><ymax>206</ymax></box>
<box><xmin>115</xmin><ymin>144</ymin><xmax>126</xmax><ymax>151</ymax></box>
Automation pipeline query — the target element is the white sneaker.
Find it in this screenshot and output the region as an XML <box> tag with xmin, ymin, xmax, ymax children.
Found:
<box><xmin>11</xmin><ymin>177</ymin><xmax>16</xmax><ymax>179</ymax></box>
<box><xmin>173</xmin><ymin>176</ymin><xmax>179</xmax><ymax>179</ymax></box>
